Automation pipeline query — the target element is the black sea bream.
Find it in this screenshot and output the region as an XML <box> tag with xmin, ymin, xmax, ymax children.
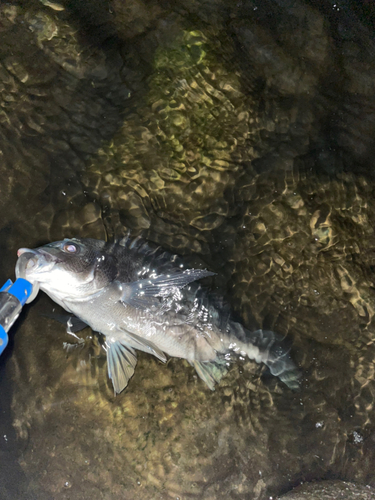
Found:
<box><xmin>16</xmin><ymin>237</ymin><xmax>300</xmax><ymax>394</ymax></box>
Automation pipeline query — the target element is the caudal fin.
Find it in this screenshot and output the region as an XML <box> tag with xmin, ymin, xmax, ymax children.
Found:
<box><xmin>243</xmin><ymin>329</ymin><xmax>301</xmax><ymax>390</ymax></box>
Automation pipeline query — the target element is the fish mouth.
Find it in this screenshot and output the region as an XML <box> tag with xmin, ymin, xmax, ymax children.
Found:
<box><xmin>17</xmin><ymin>247</ymin><xmax>62</xmax><ymax>263</ymax></box>
<box><xmin>16</xmin><ymin>248</ymin><xmax>58</xmax><ymax>303</ymax></box>
<box><xmin>17</xmin><ymin>248</ymin><xmax>39</xmax><ymax>259</ymax></box>
<box><xmin>16</xmin><ymin>248</ymin><xmax>42</xmax><ymax>277</ymax></box>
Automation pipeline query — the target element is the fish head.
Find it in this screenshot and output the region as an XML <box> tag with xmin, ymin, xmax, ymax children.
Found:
<box><xmin>16</xmin><ymin>238</ymin><xmax>117</xmax><ymax>304</ymax></box>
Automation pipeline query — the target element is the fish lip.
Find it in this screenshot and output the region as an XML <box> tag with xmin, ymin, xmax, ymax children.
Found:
<box><xmin>17</xmin><ymin>247</ymin><xmax>37</xmax><ymax>258</ymax></box>
<box><xmin>17</xmin><ymin>247</ymin><xmax>64</xmax><ymax>264</ymax></box>
<box><xmin>15</xmin><ymin>247</ymin><xmax>61</xmax><ymax>281</ymax></box>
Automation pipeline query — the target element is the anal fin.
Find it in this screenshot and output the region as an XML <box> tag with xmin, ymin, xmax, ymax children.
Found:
<box><xmin>189</xmin><ymin>360</ymin><xmax>228</xmax><ymax>391</ymax></box>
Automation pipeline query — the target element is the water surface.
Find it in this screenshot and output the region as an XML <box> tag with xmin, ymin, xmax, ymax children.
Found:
<box><xmin>1</xmin><ymin>0</ymin><xmax>375</xmax><ymax>498</ymax></box>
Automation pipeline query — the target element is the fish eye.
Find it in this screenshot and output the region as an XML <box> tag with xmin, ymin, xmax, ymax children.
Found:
<box><xmin>62</xmin><ymin>242</ymin><xmax>78</xmax><ymax>254</ymax></box>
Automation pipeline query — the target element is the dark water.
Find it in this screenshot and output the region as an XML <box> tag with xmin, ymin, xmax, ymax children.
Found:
<box><xmin>1</xmin><ymin>0</ymin><xmax>375</xmax><ymax>498</ymax></box>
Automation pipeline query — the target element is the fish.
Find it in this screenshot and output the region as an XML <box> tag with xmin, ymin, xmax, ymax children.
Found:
<box><xmin>15</xmin><ymin>237</ymin><xmax>301</xmax><ymax>394</ymax></box>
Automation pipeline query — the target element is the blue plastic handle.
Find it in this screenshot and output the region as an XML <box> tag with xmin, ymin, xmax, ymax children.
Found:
<box><xmin>0</xmin><ymin>279</ymin><xmax>13</xmax><ymax>293</ymax></box>
<box><xmin>0</xmin><ymin>325</ymin><xmax>8</xmax><ymax>355</ymax></box>
<box><xmin>0</xmin><ymin>278</ymin><xmax>34</xmax><ymax>356</ymax></box>
<box><xmin>8</xmin><ymin>278</ymin><xmax>33</xmax><ymax>306</ymax></box>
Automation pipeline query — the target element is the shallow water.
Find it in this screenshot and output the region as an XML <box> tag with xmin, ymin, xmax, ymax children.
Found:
<box><xmin>1</xmin><ymin>0</ymin><xmax>375</xmax><ymax>498</ymax></box>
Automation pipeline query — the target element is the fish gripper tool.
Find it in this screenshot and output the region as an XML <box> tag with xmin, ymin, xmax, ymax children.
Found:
<box><xmin>0</xmin><ymin>278</ymin><xmax>34</xmax><ymax>356</ymax></box>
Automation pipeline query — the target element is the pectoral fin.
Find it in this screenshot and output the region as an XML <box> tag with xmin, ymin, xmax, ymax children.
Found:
<box><xmin>66</xmin><ymin>316</ymin><xmax>90</xmax><ymax>334</ymax></box>
<box><xmin>106</xmin><ymin>339</ymin><xmax>138</xmax><ymax>395</ymax></box>
<box><xmin>116</xmin><ymin>269</ymin><xmax>215</xmax><ymax>310</ymax></box>
<box><xmin>43</xmin><ymin>313</ymin><xmax>89</xmax><ymax>334</ymax></box>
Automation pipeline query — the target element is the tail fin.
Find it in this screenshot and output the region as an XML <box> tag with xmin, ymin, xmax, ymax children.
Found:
<box><xmin>242</xmin><ymin>329</ymin><xmax>301</xmax><ymax>390</ymax></box>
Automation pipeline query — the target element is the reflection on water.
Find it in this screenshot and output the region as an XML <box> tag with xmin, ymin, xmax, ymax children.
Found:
<box><xmin>1</xmin><ymin>0</ymin><xmax>375</xmax><ymax>498</ymax></box>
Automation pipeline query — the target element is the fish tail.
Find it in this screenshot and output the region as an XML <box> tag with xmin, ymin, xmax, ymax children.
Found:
<box><xmin>235</xmin><ymin>326</ymin><xmax>301</xmax><ymax>390</ymax></box>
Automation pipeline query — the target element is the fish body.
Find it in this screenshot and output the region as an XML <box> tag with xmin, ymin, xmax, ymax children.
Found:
<box><xmin>16</xmin><ymin>237</ymin><xmax>300</xmax><ymax>394</ymax></box>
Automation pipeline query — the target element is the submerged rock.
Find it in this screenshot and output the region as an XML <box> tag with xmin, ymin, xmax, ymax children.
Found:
<box><xmin>278</xmin><ymin>480</ymin><xmax>375</xmax><ymax>500</ymax></box>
